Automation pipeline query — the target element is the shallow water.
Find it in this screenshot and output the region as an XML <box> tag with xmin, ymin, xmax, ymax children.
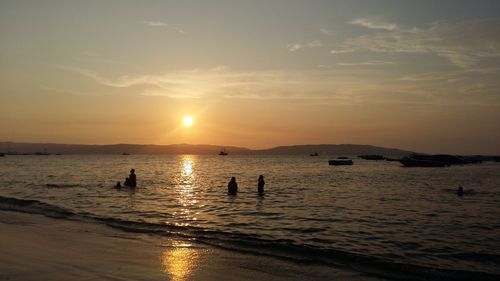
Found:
<box><xmin>1</xmin><ymin>155</ymin><xmax>499</xmax><ymax>276</ymax></box>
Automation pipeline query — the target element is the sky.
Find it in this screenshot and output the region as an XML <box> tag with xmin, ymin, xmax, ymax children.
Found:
<box><xmin>1</xmin><ymin>0</ymin><xmax>500</xmax><ymax>154</ymax></box>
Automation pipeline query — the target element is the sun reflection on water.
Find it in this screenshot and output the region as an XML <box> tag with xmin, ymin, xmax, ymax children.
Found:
<box><xmin>161</xmin><ymin>241</ymin><xmax>200</xmax><ymax>281</ymax></box>
<box><xmin>175</xmin><ymin>155</ymin><xmax>199</xmax><ymax>223</ymax></box>
<box><xmin>182</xmin><ymin>156</ymin><xmax>194</xmax><ymax>178</ymax></box>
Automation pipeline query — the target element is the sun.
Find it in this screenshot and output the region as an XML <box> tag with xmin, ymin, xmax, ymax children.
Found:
<box><xmin>183</xmin><ymin>116</ymin><xmax>193</xmax><ymax>127</ymax></box>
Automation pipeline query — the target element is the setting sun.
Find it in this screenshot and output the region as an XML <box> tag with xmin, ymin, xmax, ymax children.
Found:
<box><xmin>183</xmin><ymin>116</ymin><xmax>193</xmax><ymax>127</ymax></box>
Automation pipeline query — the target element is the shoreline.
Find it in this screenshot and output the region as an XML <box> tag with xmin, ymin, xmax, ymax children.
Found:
<box><xmin>0</xmin><ymin>210</ymin><xmax>380</xmax><ymax>281</ymax></box>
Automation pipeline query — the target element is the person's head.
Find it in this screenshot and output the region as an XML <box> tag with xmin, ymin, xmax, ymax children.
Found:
<box><xmin>458</xmin><ymin>186</ymin><xmax>463</xmax><ymax>191</ymax></box>
<box><xmin>259</xmin><ymin>175</ymin><xmax>264</xmax><ymax>180</ymax></box>
<box><xmin>130</xmin><ymin>169</ymin><xmax>135</xmax><ymax>174</ymax></box>
<box><xmin>230</xmin><ymin>177</ymin><xmax>236</xmax><ymax>182</ymax></box>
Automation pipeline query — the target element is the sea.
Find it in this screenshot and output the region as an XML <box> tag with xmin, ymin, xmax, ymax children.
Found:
<box><xmin>1</xmin><ymin>155</ymin><xmax>499</xmax><ymax>280</ymax></box>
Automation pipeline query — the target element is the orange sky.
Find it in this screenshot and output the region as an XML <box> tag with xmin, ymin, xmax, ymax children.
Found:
<box><xmin>1</xmin><ymin>1</ymin><xmax>500</xmax><ymax>154</ymax></box>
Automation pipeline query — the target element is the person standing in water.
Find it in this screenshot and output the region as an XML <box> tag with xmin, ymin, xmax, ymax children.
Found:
<box><xmin>457</xmin><ymin>186</ymin><xmax>464</xmax><ymax>196</ymax></box>
<box><xmin>127</xmin><ymin>169</ymin><xmax>137</xmax><ymax>187</ymax></box>
<box><xmin>228</xmin><ymin>177</ymin><xmax>238</xmax><ymax>195</ymax></box>
<box><xmin>257</xmin><ymin>175</ymin><xmax>265</xmax><ymax>195</ymax></box>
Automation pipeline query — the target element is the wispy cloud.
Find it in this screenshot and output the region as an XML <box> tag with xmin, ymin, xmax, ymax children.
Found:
<box><xmin>330</xmin><ymin>49</ymin><xmax>354</xmax><ymax>54</ymax></box>
<box><xmin>286</xmin><ymin>40</ymin><xmax>323</xmax><ymax>52</ymax></box>
<box><xmin>349</xmin><ymin>18</ymin><xmax>397</xmax><ymax>31</ymax></box>
<box><xmin>140</xmin><ymin>21</ymin><xmax>186</xmax><ymax>34</ymax></box>
<box><xmin>286</xmin><ymin>43</ymin><xmax>302</xmax><ymax>52</ymax></box>
<box><xmin>337</xmin><ymin>61</ymin><xmax>395</xmax><ymax>66</ymax></box>
<box><xmin>320</xmin><ymin>27</ymin><xmax>332</xmax><ymax>35</ymax></box>
<box><xmin>333</xmin><ymin>20</ymin><xmax>500</xmax><ymax>68</ymax></box>
<box><xmin>308</xmin><ymin>40</ymin><xmax>323</xmax><ymax>48</ymax></box>
<box><xmin>141</xmin><ymin>21</ymin><xmax>168</xmax><ymax>27</ymax></box>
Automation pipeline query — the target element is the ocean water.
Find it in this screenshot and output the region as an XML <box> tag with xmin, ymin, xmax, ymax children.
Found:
<box><xmin>1</xmin><ymin>155</ymin><xmax>499</xmax><ymax>279</ymax></box>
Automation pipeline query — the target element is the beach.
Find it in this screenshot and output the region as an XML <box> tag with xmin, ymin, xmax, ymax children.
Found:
<box><xmin>0</xmin><ymin>210</ymin><xmax>380</xmax><ymax>281</ymax></box>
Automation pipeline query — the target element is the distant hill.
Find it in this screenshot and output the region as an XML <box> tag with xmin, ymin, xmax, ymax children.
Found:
<box><xmin>256</xmin><ymin>144</ymin><xmax>413</xmax><ymax>156</ymax></box>
<box><xmin>0</xmin><ymin>142</ymin><xmax>414</xmax><ymax>156</ymax></box>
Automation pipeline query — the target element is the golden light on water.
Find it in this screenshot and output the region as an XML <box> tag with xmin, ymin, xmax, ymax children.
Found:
<box><xmin>182</xmin><ymin>156</ymin><xmax>194</xmax><ymax>178</ymax></box>
<box><xmin>174</xmin><ymin>155</ymin><xmax>199</xmax><ymax>222</ymax></box>
<box><xmin>161</xmin><ymin>241</ymin><xmax>201</xmax><ymax>281</ymax></box>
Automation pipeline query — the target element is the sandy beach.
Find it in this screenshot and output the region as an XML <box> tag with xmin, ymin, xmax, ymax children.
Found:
<box><xmin>0</xmin><ymin>210</ymin><xmax>381</xmax><ymax>281</ymax></box>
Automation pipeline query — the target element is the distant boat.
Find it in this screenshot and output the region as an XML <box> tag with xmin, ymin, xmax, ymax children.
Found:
<box><xmin>329</xmin><ymin>158</ymin><xmax>353</xmax><ymax>165</ymax></box>
<box><xmin>358</xmin><ymin>154</ymin><xmax>385</xmax><ymax>160</ymax></box>
<box><xmin>122</xmin><ymin>152</ymin><xmax>130</xmax><ymax>155</ymax></box>
<box><xmin>399</xmin><ymin>157</ymin><xmax>446</xmax><ymax>167</ymax></box>
<box><xmin>399</xmin><ymin>153</ymin><xmax>476</xmax><ymax>167</ymax></box>
<box><xmin>310</xmin><ymin>152</ymin><xmax>319</xmax><ymax>156</ymax></box>
<box><xmin>219</xmin><ymin>148</ymin><xmax>228</xmax><ymax>156</ymax></box>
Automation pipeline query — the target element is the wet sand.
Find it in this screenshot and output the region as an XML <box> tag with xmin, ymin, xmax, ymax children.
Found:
<box><xmin>0</xmin><ymin>210</ymin><xmax>381</xmax><ymax>281</ymax></box>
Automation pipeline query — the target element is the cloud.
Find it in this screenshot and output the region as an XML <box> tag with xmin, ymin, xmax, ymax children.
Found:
<box><xmin>286</xmin><ymin>41</ymin><xmax>323</xmax><ymax>52</ymax></box>
<box><xmin>308</xmin><ymin>40</ymin><xmax>323</xmax><ymax>48</ymax></box>
<box><xmin>141</xmin><ymin>21</ymin><xmax>168</xmax><ymax>27</ymax></box>
<box><xmin>140</xmin><ymin>21</ymin><xmax>186</xmax><ymax>34</ymax></box>
<box><xmin>349</xmin><ymin>18</ymin><xmax>397</xmax><ymax>31</ymax></box>
<box><xmin>286</xmin><ymin>43</ymin><xmax>302</xmax><ymax>52</ymax></box>
<box><xmin>56</xmin><ymin>63</ymin><xmax>500</xmax><ymax>106</ymax></box>
<box><xmin>332</xmin><ymin>20</ymin><xmax>500</xmax><ymax>68</ymax></box>
<box><xmin>320</xmin><ymin>27</ymin><xmax>332</xmax><ymax>35</ymax></box>
<box><xmin>337</xmin><ymin>61</ymin><xmax>395</xmax><ymax>66</ymax></box>
<box><xmin>330</xmin><ymin>49</ymin><xmax>354</xmax><ymax>54</ymax></box>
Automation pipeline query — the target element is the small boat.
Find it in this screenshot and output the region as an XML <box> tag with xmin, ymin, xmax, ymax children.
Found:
<box><xmin>358</xmin><ymin>154</ymin><xmax>386</xmax><ymax>160</ymax></box>
<box><xmin>219</xmin><ymin>148</ymin><xmax>228</xmax><ymax>156</ymax></box>
<box><xmin>310</xmin><ymin>152</ymin><xmax>319</xmax><ymax>156</ymax></box>
<box><xmin>329</xmin><ymin>158</ymin><xmax>353</xmax><ymax>165</ymax></box>
<box><xmin>122</xmin><ymin>152</ymin><xmax>130</xmax><ymax>155</ymax></box>
<box><xmin>399</xmin><ymin>155</ymin><xmax>446</xmax><ymax>167</ymax></box>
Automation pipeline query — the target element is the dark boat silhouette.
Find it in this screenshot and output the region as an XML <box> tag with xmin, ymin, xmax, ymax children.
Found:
<box><xmin>329</xmin><ymin>157</ymin><xmax>353</xmax><ymax>165</ymax></box>
<box><xmin>358</xmin><ymin>154</ymin><xmax>385</xmax><ymax>160</ymax></box>
<box><xmin>399</xmin><ymin>153</ymin><xmax>467</xmax><ymax>167</ymax></box>
<box><xmin>219</xmin><ymin>148</ymin><xmax>228</xmax><ymax>156</ymax></box>
<box><xmin>310</xmin><ymin>152</ymin><xmax>319</xmax><ymax>156</ymax></box>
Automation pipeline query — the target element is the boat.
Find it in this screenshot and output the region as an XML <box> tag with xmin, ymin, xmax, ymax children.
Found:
<box><xmin>358</xmin><ymin>154</ymin><xmax>385</xmax><ymax>160</ymax></box>
<box><xmin>310</xmin><ymin>152</ymin><xmax>319</xmax><ymax>156</ymax></box>
<box><xmin>399</xmin><ymin>156</ymin><xmax>446</xmax><ymax>167</ymax></box>
<box><xmin>0</xmin><ymin>153</ymin><xmax>4</xmax><ymax>157</ymax></box>
<box><xmin>329</xmin><ymin>158</ymin><xmax>353</xmax><ymax>165</ymax></box>
<box><xmin>122</xmin><ymin>152</ymin><xmax>130</xmax><ymax>155</ymax></box>
<box><xmin>219</xmin><ymin>148</ymin><xmax>228</xmax><ymax>156</ymax></box>
<box><xmin>399</xmin><ymin>153</ymin><xmax>477</xmax><ymax>167</ymax></box>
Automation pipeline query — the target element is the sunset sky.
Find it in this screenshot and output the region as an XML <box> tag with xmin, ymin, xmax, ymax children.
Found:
<box><xmin>1</xmin><ymin>0</ymin><xmax>500</xmax><ymax>154</ymax></box>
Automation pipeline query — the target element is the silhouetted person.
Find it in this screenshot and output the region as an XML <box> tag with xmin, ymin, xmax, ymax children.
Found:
<box><xmin>258</xmin><ymin>175</ymin><xmax>265</xmax><ymax>195</ymax></box>
<box><xmin>127</xmin><ymin>169</ymin><xmax>136</xmax><ymax>187</ymax></box>
<box><xmin>228</xmin><ymin>177</ymin><xmax>238</xmax><ymax>195</ymax></box>
<box><xmin>457</xmin><ymin>186</ymin><xmax>464</xmax><ymax>197</ymax></box>
<box><xmin>115</xmin><ymin>181</ymin><xmax>122</xmax><ymax>189</ymax></box>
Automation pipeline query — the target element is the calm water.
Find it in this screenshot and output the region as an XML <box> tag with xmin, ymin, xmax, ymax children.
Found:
<box><xmin>1</xmin><ymin>155</ymin><xmax>499</xmax><ymax>276</ymax></box>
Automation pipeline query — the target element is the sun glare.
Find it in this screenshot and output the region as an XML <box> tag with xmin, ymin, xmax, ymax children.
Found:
<box><xmin>183</xmin><ymin>116</ymin><xmax>193</xmax><ymax>127</ymax></box>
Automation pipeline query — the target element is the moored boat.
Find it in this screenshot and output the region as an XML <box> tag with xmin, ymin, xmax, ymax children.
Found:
<box><xmin>358</xmin><ymin>154</ymin><xmax>385</xmax><ymax>160</ymax></box>
<box><xmin>329</xmin><ymin>158</ymin><xmax>353</xmax><ymax>165</ymax></box>
<box><xmin>399</xmin><ymin>156</ymin><xmax>446</xmax><ymax>167</ymax></box>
